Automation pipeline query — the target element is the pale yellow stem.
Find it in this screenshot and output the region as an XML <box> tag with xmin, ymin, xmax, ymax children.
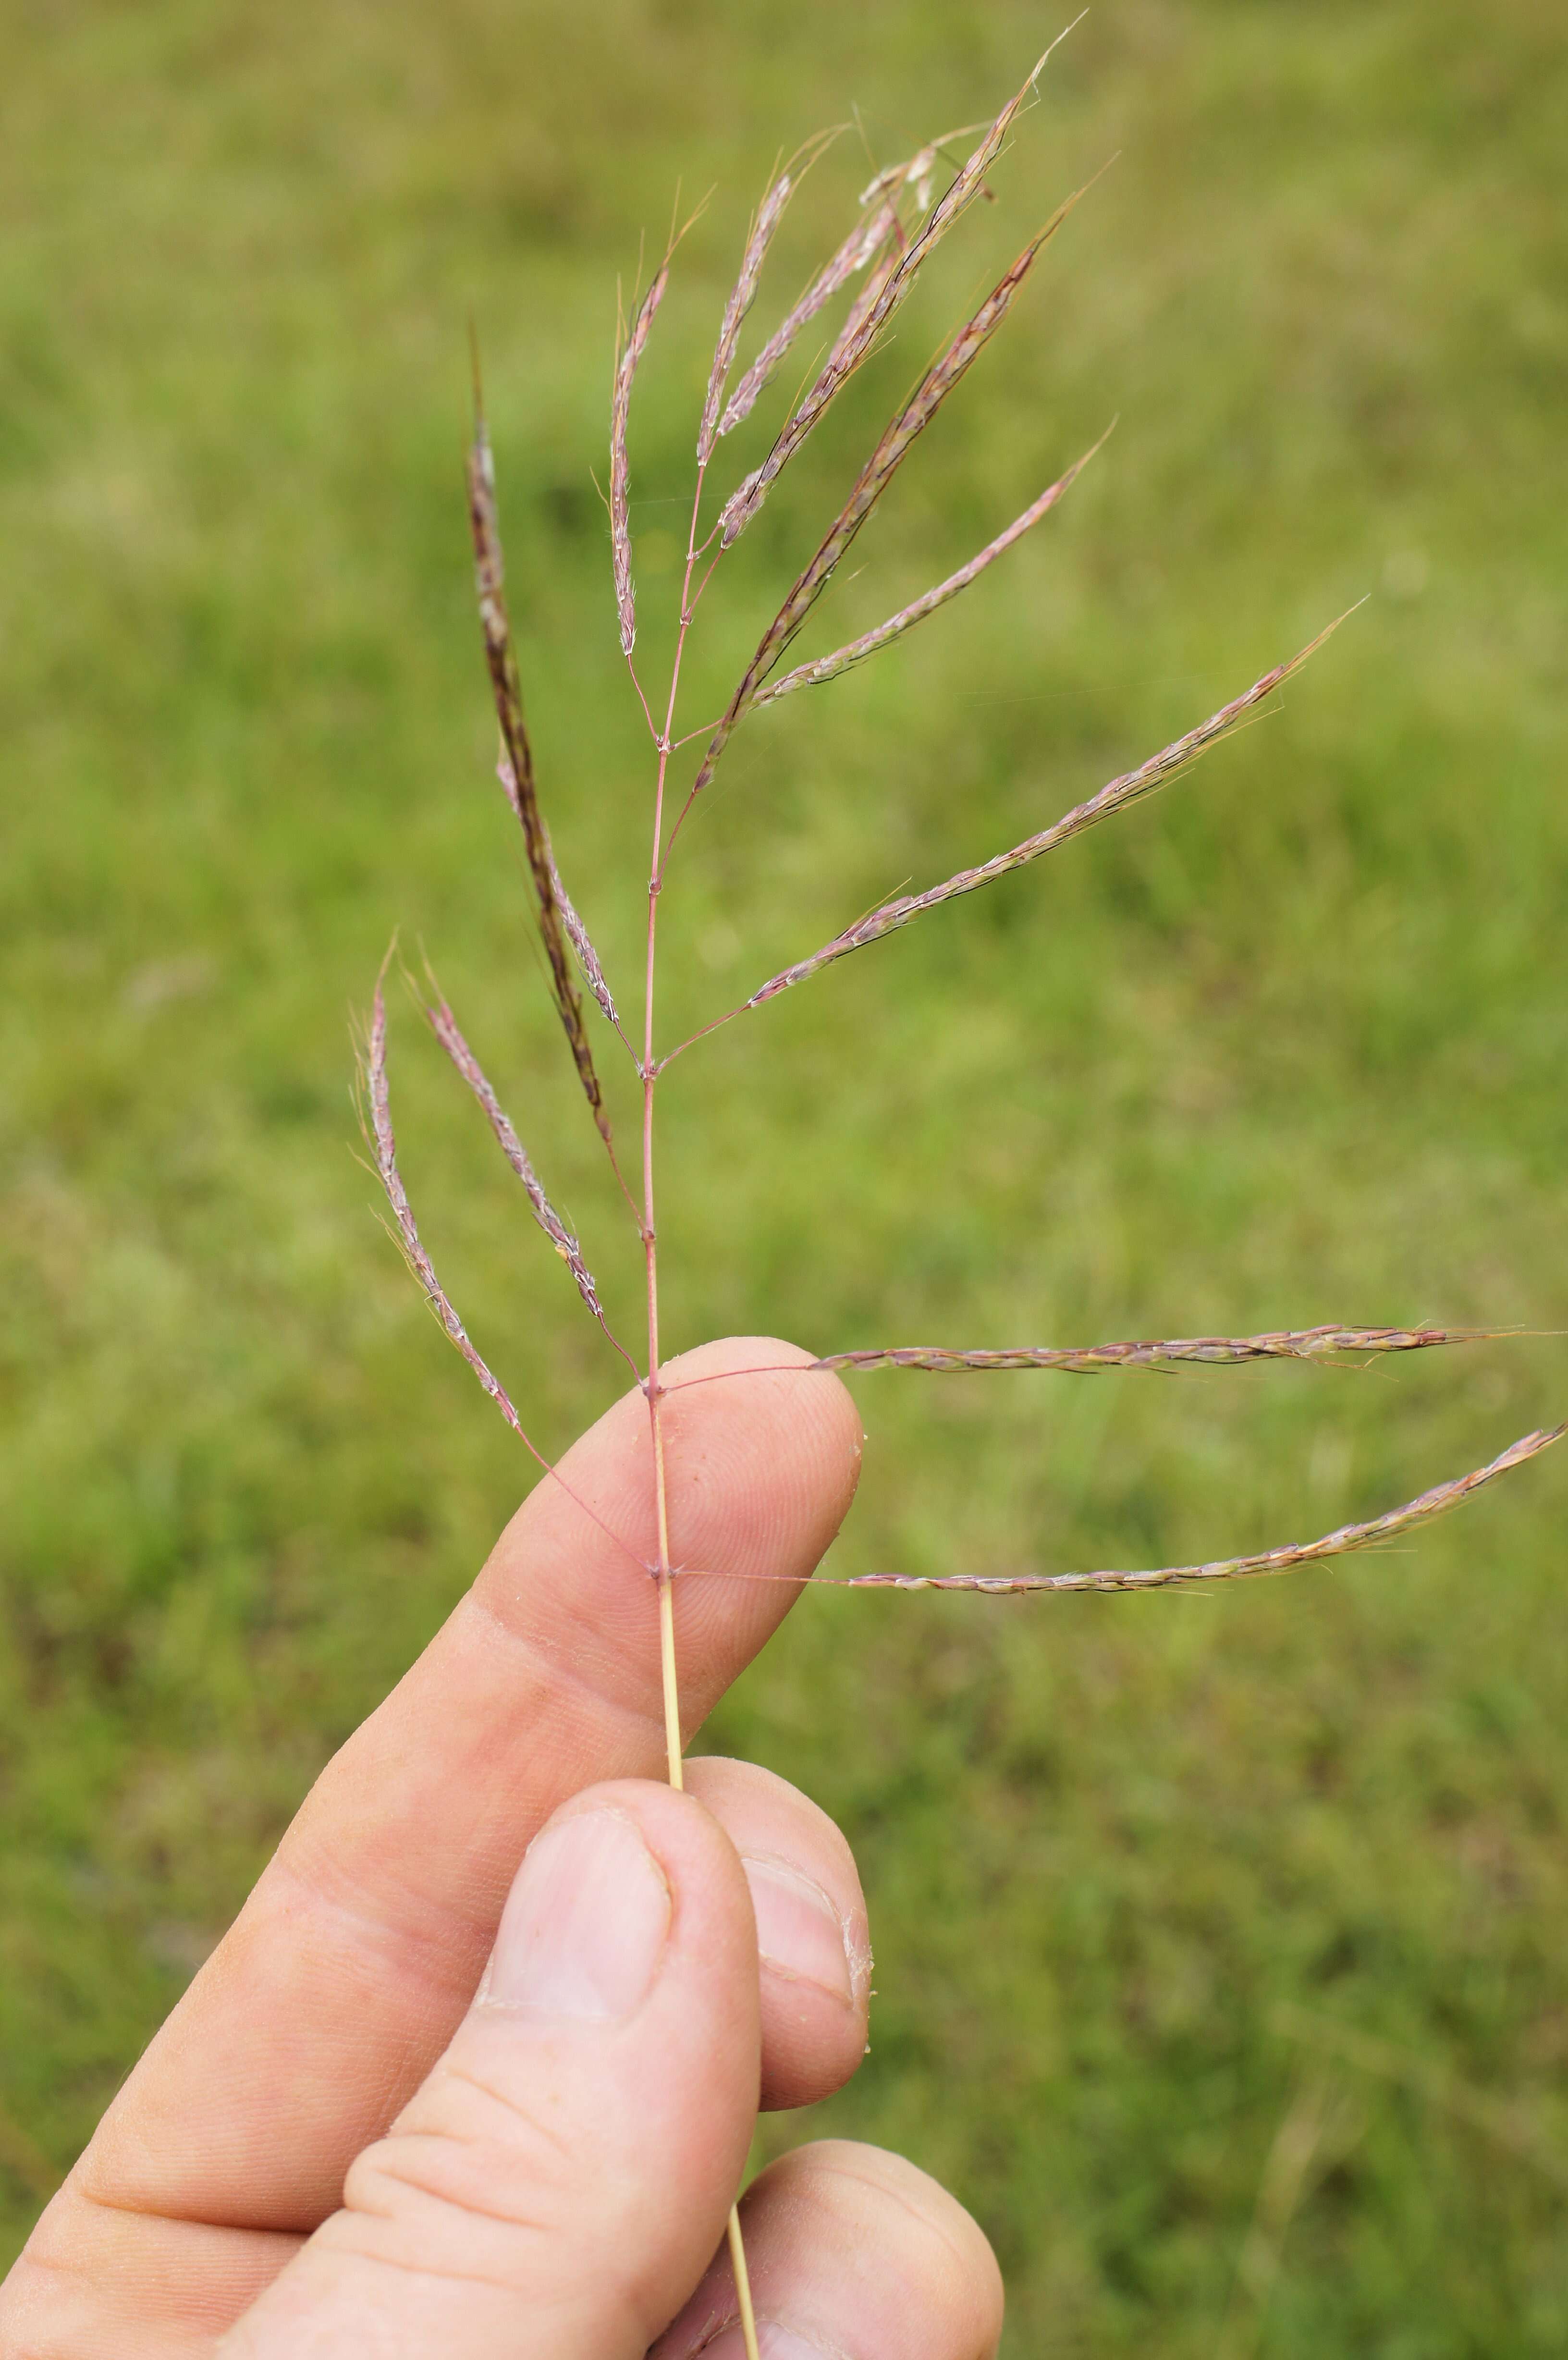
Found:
<box><xmin>657</xmin><ymin>1565</ymin><xmax>683</xmax><ymax>1792</ymax></box>
<box><xmin>657</xmin><ymin>1543</ymin><xmax>758</xmax><ymax>2360</ymax></box>
<box><xmin>644</xmin><ymin>452</ymin><xmax>760</xmax><ymax>2360</ymax></box>
<box><xmin>727</xmin><ymin>2201</ymin><xmax>761</xmax><ymax>2357</ymax></box>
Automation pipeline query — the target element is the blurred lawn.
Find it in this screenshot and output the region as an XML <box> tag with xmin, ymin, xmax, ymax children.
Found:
<box><xmin>3</xmin><ymin>0</ymin><xmax>1567</xmax><ymax>2348</ymax></box>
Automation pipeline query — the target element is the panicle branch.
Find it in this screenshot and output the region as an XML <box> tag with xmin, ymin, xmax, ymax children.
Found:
<box><xmin>611</xmin><ymin>262</ymin><xmax>670</xmax><ymax>658</ymax></box>
<box><xmin>711</xmin><ymin>115</ymin><xmax>990</xmax><ymax>444</ymax></box>
<box><xmin>715</xmin><ymin>39</ymin><xmax>1072</xmax><ymax>551</ymax></box>
<box><xmin>820</xmin><ymin>215</ymin><xmax>909</xmax><ymax>374</ymax></box>
<box><xmin>698</xmin><ymin>165</ymin><xmax>800</xmax><ymax>462</ymax></box>
<box><xmin>816</xmin><ymin>1324</ymin><xmax>1503</xmax><ymax>1375</ymax></box>
<box><xmin>361</xmin><ymin>980</ymin><xmax>651</xmax><ymax>1566</ymax></box>
<box><xmin>850</xmin><ymin>1424</ymin><xmax>1567</xmax><ymax>1595</ymax></box>
<box><xmin>467</xmin><ymin>382</ymin><xmax>612</xmax><ymax>1145</ymax></box>
<box><xmin>742</xmin><ymin>614</ymin><xmax>1350</xmax><ymax>1010</ymax></box>
<box><xmin>679</xmin><ymin>195</ymin><xmax>1084</xmax><ymax>824</ymax></box>
<box><xmin>526</xmin><ymin>798</ymin><xmax>622</xmax><ymax>1032</ymax></box>
<box><xmin>416</xmin><ymin>978</ymin><xmax>630</xmax><ymax>1362</ymax></box>
<box><xmin>755</xmin><ymin>425</ymin><xmax>1111</xmax><ymax>707</ymax></box>
<box><xmin>361</xmin><ymin>980</ymin><xmax>541</xmax><ymax>1440</ymax></box>
<box><xmin>716</xmin><ymin>197</ymin><xmax>898</xmax><ymax>441</ymax></box>
<box><xmin>857</xmin><ymin>126</ymin><xmax>970</xmax><ymax>215</ymax></box>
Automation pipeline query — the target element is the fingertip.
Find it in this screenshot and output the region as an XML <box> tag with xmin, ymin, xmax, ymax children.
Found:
<box><xmin>684</xmin><ymin>1757</ymin><xmax>871</xmax><ymax>2112</ymax></box>
<box><xmin>784</xmin><ymin>2140</ymin><xmax>1005</xmax><ymax>2347</ymax></box>
<box><xmin>653</xmin><ymin>2137</ymin><xmax>1004</xmax><ymax>2360</ymax></box>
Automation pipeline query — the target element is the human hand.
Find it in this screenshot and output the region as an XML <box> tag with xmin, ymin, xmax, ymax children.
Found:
<box><xmin>2</xmin><ymin>1339</ymin><xmax>1003</xmax><ymax>2359</ymax></box>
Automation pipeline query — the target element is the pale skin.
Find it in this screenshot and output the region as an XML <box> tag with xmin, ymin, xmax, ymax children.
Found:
<box><xmin>0</xmin><ymin>1339</ymin><xmax>1004</xmax><ymax>2359</ymax></box>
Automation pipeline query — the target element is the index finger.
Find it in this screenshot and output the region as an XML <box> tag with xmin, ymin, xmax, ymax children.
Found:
<box><xmin>79</xmin><ymin>1337</ymin><xmax>861</xmax><ymax>2233</ymax></box>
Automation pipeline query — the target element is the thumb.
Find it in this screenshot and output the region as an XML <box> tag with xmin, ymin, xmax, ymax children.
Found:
<box><xmin>222</xmin><ymin>1780</ymin><xmax>760</xmax><ymax>2359</ymax></box>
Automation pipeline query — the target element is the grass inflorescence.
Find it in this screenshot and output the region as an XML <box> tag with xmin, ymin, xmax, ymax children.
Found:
<box><xmin>358</xmin><ymin>40</ymin><xmax>1561</xmax><ymax>2348</ymax></box>
<box><xmin>5</xmin><ymin>4</ymin><xmax>1567</xmax><ymax>2348</ymax></box>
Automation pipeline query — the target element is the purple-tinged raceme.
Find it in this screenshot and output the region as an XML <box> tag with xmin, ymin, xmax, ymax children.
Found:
<box><xmin>363</xmin><ymin>981</ymin><xmax>534</xmax><ymax>1448</ymax></box>
<box><xmin>755</xmin><ymin>428</ymin><xmax>1111</xmax><ymax>707</ymax></box>
<box><xmin>612</xmin><ymin>264</ymin><xmax>670</xmax><ymax>657</ymax></box>
<box><xmin>714</xmin><ymin>40</ymin><xmax>1071</xmax><ymax>550</ymax></box>
<box><xmin>494</xmin><ymin>753</ymin><xmax>620</xmax><ymax>1033</ymax></box>
<box><xmin>710</xmin><ymin>116</ymin><xmax>990</xmax><ymax>442</ymax></box>
<box><xmin>362</xmin><ymin>978</ymin><xmax>644</xmax><ymax>1559</ymax></box>
<box><xmin>814</xmin><ymin>1323</ymin><xmax>1506</xmax><ymax>1375</ymax></box>
<box><xmin>699</xmin><ymin>170</ymin><xmax>796</xmax><ymax>462</ymax></box>
<box><xmin>850</xmin><ymin>1426</ymin><xmax>1568</xmax><ymax>1595</ymax></box>
<box><xmin>467</xmin><ymin>402</ymin><xmax>611</xmax><ymax>1144</ymax></box>
<box><xmin>418</xmin><ymin>985</ymin><xmax>611</xmax><ymax>1331</ymax></box>
<box><xmin>686</xmin><ymin>191</ymin><xmax>1089</xmax><ymax>818</ymax></box>
<box><xmin>544</xmin><ymin>833</ymin><xmax>621</xmax><ymax>1031</ymax></box>
<box><xmin>716</xmin><ymin>197</ymin><xmax>896</xmax><ymax>440</ymax></box>
<box><xmin>740</xmin><ymin>616</ymin><xmax>1348</xmax><ymax>1009</ymax></box>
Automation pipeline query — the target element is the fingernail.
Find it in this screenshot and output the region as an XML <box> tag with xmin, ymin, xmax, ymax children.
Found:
<box><xmin>742</xmin><ymin>1855</ymin><xmax>855</xmax><ymax>2004</ymax></box>
<box><xmin>700</xmin><ymin>2325</ymin><xmax>835</xmax><ymax>2360</ymax></box>
<box><xmin>485</xmin><ymin>1808</ymin><xmax>670</xmax><ymax>2018</ymax></box>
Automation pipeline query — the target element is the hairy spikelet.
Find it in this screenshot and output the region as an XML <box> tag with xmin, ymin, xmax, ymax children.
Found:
<box><xmin>544</xmin><ymin>834</ymin><xmax>620</xmax><ymax>1029</ymax></box>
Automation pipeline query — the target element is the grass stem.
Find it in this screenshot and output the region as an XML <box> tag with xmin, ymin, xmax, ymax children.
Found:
<box><xmin>727</xmin><ymin>2204</ymin><xmax>761</xmax><ymax>2358</ymax></box>
<box><xmin>637</xmin><ymin>440</ymin><xmax>763</xmax><ymax>2360</ymax></box>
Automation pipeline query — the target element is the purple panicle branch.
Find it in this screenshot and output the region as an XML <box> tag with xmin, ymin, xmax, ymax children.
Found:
<box><xmin>658</xmin><ymin>1326</ymin><xmax>1519</xmax><ymax>1395</ymax></box>
<box><xmin>416</xmin><ymin>982</ymin><xmax>634</xmax><ymax>1368</ymax></box>
<box><xmin>698</xmin><ymin>167</ymin><xmax>799</xmax><ymax>463</ymax></box>
<box><xmin>741</xmin><ymin>615</ymin><xmax>1350</xmax><ymax>1010</ymax></box>
<box><xmin>816</xmin><ymin>1324</ymin><xmax>1503</xmax><ymax>1375</ymax></box>
<box><xmin>676</xmin><ymin>192</ymin><xmax>1086</xmax><ymax>832</ymax></box>
<box><xmin>495</xmin><ymin>760</ymin><xmax>623</xmax><ymax>1037</ymax></box>
<box><xmin>716</xmin><ymin>198</ymin><xmax>898</xmax><ymax>441</ymax></box>
<box><xmin>715</xmin><ymin>109</ymin><xmax>1003</xmax><ymax>445</ymax></box>
<box><xmin>851</xmin><ymin>1425</ymin><xmax>1567</xmax><ymax>1595</ymax></box>
<box><xmin>363</xmin><ymin>982</ymin><xmax>527</xmax><ymax>1414</ymax></box>
<box><xmin>499</xmin><ymin>754</ymin><xmax>625</xmax><ymax>1035</ymax></box>
<box><xmin>756</xmin><ymin>427</ymin><xmax>1111</xmax><ymax>707</ymax></box>
<box><xmin>790</xmin><ymin>114</ymin><xmax>1014</xmax><ymax>408</ymax></box>
<box><xmin>467</xmin><ymin>386</ymin><xmax>612</xmax><ymax>1147</ymax></box>
<box><xmin>818</xmin><ymin>221</ymin><xmax>906</xmax><ymax>382</ymax></box>
<box><xmin>611</xmin><ymin>262</ymin><xmax>670</xmax><ymax>659</ymax></box>
<box><xmin>546</xmin><ymin>836</ymin><xmax>621</xmax><ymax>1031</ymax></box>
<box><xmin>714</xmin><ymin>37</ymin><xmax>1073</xmax><ymax>552</ymax></box>
<box><xmin>362</xmin><ymin>982</ymin><xmax>648</xmax><ymax>1563</ymax></box>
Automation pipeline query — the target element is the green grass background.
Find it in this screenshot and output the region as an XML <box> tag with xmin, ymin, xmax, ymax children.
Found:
<box><xmin>3</xmin><ymin>0</ymin><xmax>1567</xmax><ymax>2348</ymax></box>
